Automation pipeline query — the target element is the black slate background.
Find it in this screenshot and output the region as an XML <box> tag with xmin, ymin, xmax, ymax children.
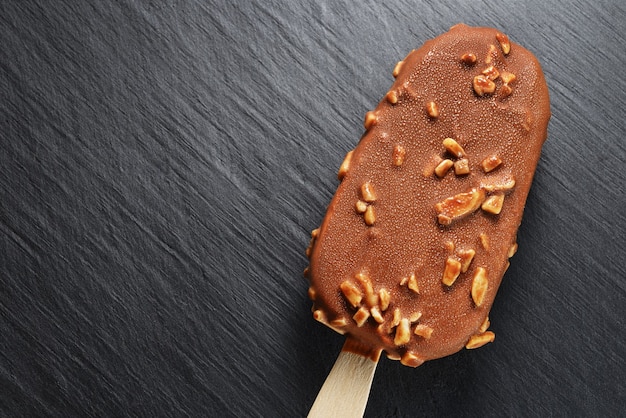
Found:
<box><xmin>1</xmin><ymin>1</ymin><xmax>625</xmax><ymax>417</ymax></box>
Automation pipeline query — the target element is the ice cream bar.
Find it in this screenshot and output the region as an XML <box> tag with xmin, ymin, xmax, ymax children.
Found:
<box><xmin>305</xmin><ymin>24</ymin><xmax>550</xmax><ymax>367</ymax></box>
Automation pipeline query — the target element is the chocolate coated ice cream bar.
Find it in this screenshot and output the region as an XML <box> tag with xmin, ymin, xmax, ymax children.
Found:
<box><xmin>305</xmin><ymin>24</ymin><xmax>550</xmax><ymax>367</ymax></box>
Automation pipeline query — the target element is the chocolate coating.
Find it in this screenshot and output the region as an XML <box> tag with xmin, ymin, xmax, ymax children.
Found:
<box><xmin>307</xmin><ymin>24</ymin><xmax>550</xmax><ymax>367</ymax></box>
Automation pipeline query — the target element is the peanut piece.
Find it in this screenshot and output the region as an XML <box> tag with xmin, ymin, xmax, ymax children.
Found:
<box><xmin>481</xmin><ymin>155</ymin><xmax>502</xmax><ymax>173</ymax></box>
<box><xmin>454</xmin><ymin>158</ymin><xmax>470</xmax><ymax>175</ymax></box>
<box><xmin>364</xmin><ymin>111</ymin><xmax>378</xmax><ymax>129</ymax></box>
<box><xmin>361</xmin><ymin>181</ymin><xmax>377</xmax><ymax>203</ymax></box>
<box><xmin>364</xmin><ymin>205</ymin><xmax>376</xmax><ymax>226</ymax></box>
<box><xmin>379</xmin><ymin>288</ymin><xmax>390</xmax><ymax>311</ymax></box>
<box><xmin>392</xmin><ymin>144</ymin><xmax>406</xmax><ymax>166</ymax></box>
<box><xmin>458</xmin><ymin>248</ymin><xmax>476</xmax><ymax>273</ymax></box>
<box><xmin>435</xmin><ymin>159</ymin><xmax>454</xmax><ymax>178</ymax></box>
<box><xmin>392</xmin><ymin>60</ymin><xmax>404</xmax><ymax>78</ymax></box>
<box><xmin>442</xmin><ymin>137</ymin><xmax>466</xmax><ymax>158</ymax></box>
<box><xmin>473</xmin><ymin>75</ymin><xmax>496</xmax><ymax>96</ymax></box>
<box><xmin>394</xmin><ymin>318</ymin><xmax>411</xmax><ymax>346</ymax></box>
<box><xmin>338</xmin><ymin>150</ymin><xmax>353</xmax><ymax>180</ymax></box>
<box><xmin>496</xmin><ymin>32</ymin><xmax>511</xmax><ymax>55</ymax></box>
<box><xmin>426</xmin><ymin>101</ymin><xmax>439</xmax><ymax>118</ymax></box>
<box><xmin>355</xmin><ymin>200</ymin><xmax>368</xmax><ymax>214</ymax></box>
<box><xmin>340</xmin><ymin>281</ymin><xmax>362</xmax><ymax>308</ymax></box>
<box><xmin>353</xmin><ymin>307</ymin><xmax>370</xmax><ymax>327</ymax></box>
<box><xmin>460</xmin><ymin>52</ymin><xmax>477</xmax><ymax>65</ymax></box>
<box><xmin>482</xmin><ymin>193</ymin><xmax>505</xmax><ymax>215</ymax></box>
<box><xmin>414</xmin><ymin>324</ymin><xmax>434</xmax><ymax>339</ymax></box>
<box><xmin>471</xmin><ymin>267</ymin><xmax>489</xmax><ymax>307</ymax></box>
<box><xmin>436</xmin><ymin>188</ymin><xmax>486</xmax><ymax>226</ymax></box>
<box><xmin>401</xmin><ymin>352</ymin><xmax>424</xmax><ymax>367</ymax></box>
<box><xmin>465</xmin><ymin>331</ymin><xmax>495</xmax><ymax>349</ymax></box>
<box><xmin>442</xmin><ymin>256</ymin><xmax>462</xmax><ymax>286</ymax></box>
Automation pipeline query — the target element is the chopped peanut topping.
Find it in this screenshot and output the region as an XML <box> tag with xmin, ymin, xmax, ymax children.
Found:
<box><xmin>409</xmin><ymin>311</ymin><xmax>422</xmax><ymax>323</ymax></box>
<box><xmin>442</xmin><ymin>137</ymin><xmax>466</xmax><ymax>158</ymax></box>
<box><xmin>460</xmin><ymin>52</ymin><xmax>477</xmax><ymax>65</ymax></box>
<box><xmin>361</xmin><ymin>181</ymin><xmax>377</xmax><ymax>203</ymax></box>
<box><xmin>482</xmin><ymin>65</ymin><xmax>500</xmax><ymax>80</ymax></box>
<box><xmin>364</xmin><ymin>205</ymin><xmax>376</xmax><ymax>226</ymax></box>
<box><xmin>479</xmin><ymin>316</ymin><xmax>491</xmax><ymax>333</ymax></box>
<box><xmin>496</xmin><ymin>32</ymin><xmax>511</xmax><ymax>55</ymax></box>
<box><xmin>435</xmin><ymin>159</ymin><xmax>454</xmax><ymax>178</ymax></box>
<box><xmin>364</xmin><ymin>111</ymin><xmax>378</xmax><ymax>129</ymax></box>
<box><xmin>338</xmin><ymin>150</ymin><xmax>353</xmax><ymax>180</ymax></box>
<box><xmin>353</xmin><ymin>307</ymin><xmax>370</xmax><ymax>327</ymax></box>
<box><xmin>426</xmin><ymin>101</ymin><xmax>439</xmax><ymax>118</ymax></box>
<box><xmin>480</xmin><ymin>233</ymin><xmax>490</xmax><ymax>251</ymax></box>
<box><xmin>436</xmin><ymin>188</ymin><xmax>486</xmax><ymax>226</ymax></box>
<box><xmin>391</xmin><ymin>308</ymin><xmax>402</xmax><ymax>327</ymax></box>
<box><xmin>466</xmin><ymin>331</ymin><xmax>495</xmax><ymax>349</ymax></box>
<box><xmin>407</xmin><ymin>273</ymin><xmax>420</xmax><ymax>294</ymax></box>
<box><xmin>471</xmin><ymin>267</ymin><xmax>489</xmax><ymax>307</ymax></box>
<box><xmin>481</xmin><ymin>155</ymin><xmax>502</xmax><ymax>173</ymax></box>
<box><xmin>454</xmin><ymin>158</ymin><xmax>470</xmax><ymax>175</ymax></box>
<box><xmin>386</xmin><ymin>90</ymin><xmax>398</xmax><ymax>104</ymax></box>
<box><xmin>355</xmin><ymin>200</ymin><xmax>368</xmax><ymax>214</ymax></box>
<box><xmin>392</xmin><ymin>60</ymin><xmax>404</xmax><ymax>78</ymax></box>
<box><xmin>400</xmin><ymin>352</ymin><xmax>424</xmax><ymax>367</ymax></box>
<box><xmin>392</xmin><ymin>144</ymin><xmax>406</xmax><ymax>166</ymax></box>
<box><xmin>370</xmin><ymin>306</ymin><xmax>384</xmax><ymax>323</ymax></box>
<box><xmin>355</xmin><ymin>272</ymin><xmax>378</xmax><ymax>307</ymax></box>
<box><xmin>482</xmin><ymin>193</ymin><xmax>505</xmax><ymax>215</ymax></box>
<box><xmin>414</xmin><ymin>324</ymin><xmax>434</xmax><ymax>339</ymax></box>
<box><xmin>442</xmin><ymin>256</ymin><xmax>462</xmax><ymax>286</ymax></box>
<box><xmin>500</xmin><ymin>71</ymin><xmax>517</xmax><ymax>84</ymax></box>
<box><xmin>458</xmin><ymin>248</ymin><xmax>476</xmax><ymax>273</ymax></box>
<box><xmin>330</xmin><ymin>317</ymin><xmax>348</xmax><ymax>329</ymax></box>
<box><xmin>473</xmin><ymin>75</ymin><xmax>496</xmax><ymax>96</ymax></box>
<box><xmin>394</xmin><ymin>318</ymin><xmax>411</xmax><ymax>345</ymax></box>
<box><xmin>379</xmin><ymin>288</ymin><xmax>391</xmax><ymax>311</ymax></box>
<box><xmin>340</xmin><ymin>281</ymin><xmax>362</xmax><ymax>308</ymax></box>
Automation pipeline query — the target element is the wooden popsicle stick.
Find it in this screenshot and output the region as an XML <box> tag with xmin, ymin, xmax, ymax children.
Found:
<box><xmin>308</xmin><ymin>337</ymin><xmax>382</xmax><ymax>418</ymax></box>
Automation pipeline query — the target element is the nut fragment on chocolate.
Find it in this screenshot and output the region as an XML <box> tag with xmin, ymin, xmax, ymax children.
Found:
<box><xmin>414</xmin><ymin>324</ymin><xmax>434</xmax><ymax>339</ymax></box>
<box><xmin>442</xmin><ymin>137</ymin><xmax>466</xmax><ymax>158</ymax></box>
<box><xmin>482</xmin><ymin>193</ymin><xmax>505</xmax><ymax>215</ymax></box>
<box><xmin>353</xmin><ymin>307</ymin><xmax>371</xmax><ymax>327</ymax></box>
<box><xmin>392</xmin><ymin>60</ymin><xmax>404</xmax><ymax>78</ymax></box>
<box><xmin>364</xmin><ymin>205</ymin><xmax>376</xmax><ymax>226</ymax></box>
<box><xmin>364</xmin><ymin>111</ymin><xmax>378</xmax><ymax>129</ymax></box>
<box><xmin>458</xmin><ymin>248</ymin><xmax>476</xmax><ymax>273</ymax></box>
<box><xmin>426</xmin><ymin>101</ymin><xmax>439</xmax><ymax>118</ymax></box>
<box><xmin>338</xmin><ymin>150</ymin><xmax>353</xmax><ymax>180</ymax></box>
<box><xmin>460</xmin><ymin>52</ymin><xmax>477</xmax><ymax>65</ymax></box>
<box><xmin>442</xmin><ymin>256</ymin><xmax>462</xmax><ymax>286</ymax></box>
<box><xmin>435</xmin><ymin>188</ymin><xmax>486</xmax><ymax>225</ymax></box>
<box><xmin>340</xmin><ymin>281</ymin><xmax>362</xmax><ymax>308</ymax></box>
<box><xmin>473</xmin><ymin>74</ymin><xmax>496</xmax><ymax>96</ymax></box>
<box><xmin>481</xmin><ymin>155</ymin><xmax>502</xmax><ymax>172</ymax></box>
<box><xmin>386</xmin><ymin>90</ymin><xmax>399</xmax><ymax>105</ymax></box>
<box><xmin>355</xmin><ymin>200</ymin><xmax>368</xmax><ymax>214</ymax></box>
<box><xmin>471</xmin><ymin>267</ymin><xmax>489</xmax><ymax>307</ymax></box>
<box><xmin>379</xmin><ymin>288</ymin><xmax>391</xmax><ymax>311</ymax></box>
<box><xmin>361</xmin><ymin>182</ymin><xmax>377</xmax><ymax>203</ymax></box>
<box><xmin>306</xmin><ymin>24</ymin><xmax>550</xmax><ymax>367</ymax></box>
<box><xmin>466</xmin><ymin>331</ymin><xmax>496</xmax><ymax>349</ymax></box>
<box><xmin>454</xmin><ymin>158</ymin><xmax>470</xmax><ymax>175</ymax></box>
<box><xmin>392</xmin><ymin>144</ymin><xmax>406</xmax><ymax>166</ymax></box>
<box><xmin>435</xmin><ymin>159</ymin><xmax>454</xmax><ymax>178</ymax></box>
<box><xmin>394</xmin><ymin>318</ymin><xmax>411</xmax><ymax>346</ymax></box>
<box><xmin>496</xmin><ymin>32</ymin><xmax>511</xmax><ymax>55</ymax></box>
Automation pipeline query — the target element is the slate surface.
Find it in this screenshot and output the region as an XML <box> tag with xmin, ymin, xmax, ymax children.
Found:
<box><xmin>1</xmin><ymin>1</ymin><xmax>625</xmax><ymax>416</ymax></box>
